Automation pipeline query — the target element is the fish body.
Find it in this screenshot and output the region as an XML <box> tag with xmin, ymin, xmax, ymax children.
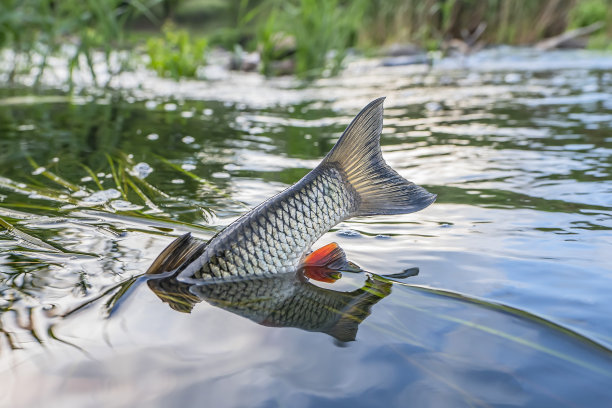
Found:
<box><xmin>148</xmin><ymin>97</ymin><xmax>435</xmax><ymax>282</ymax></box>
<box><xmin>185</xmin><ymin>164</ymin><xmax>356</xmax><ymax>280</ymax></box>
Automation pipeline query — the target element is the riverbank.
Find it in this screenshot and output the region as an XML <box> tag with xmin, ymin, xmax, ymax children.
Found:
<box><xmin>2</xmin><ymin>0</ymin><xmax>612</xmax><ymax>87</ymax></box>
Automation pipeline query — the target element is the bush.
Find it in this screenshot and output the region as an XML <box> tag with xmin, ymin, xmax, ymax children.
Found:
<box><xmin>568</xmin><ymin>0</ymin><xmax>609</xmax><ymax>29</ymax></box>
<box><xmin>0</xmin><ymin>0</ymin><xmax>159</xmax><ymax>86</ymax></box>
<box><xmin>146</xmin><ymin>24</ymin><xmax>208</xmax><ymax>80</ymax></box>
<box><xmin>258</xmin><ymin>0</ymin><xmax>367</xmax><ymax>78</ymax></box>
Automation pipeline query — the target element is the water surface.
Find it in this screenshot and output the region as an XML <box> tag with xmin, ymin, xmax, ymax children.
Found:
<box><xmin>1</xmin><ymin>48</ymin><xmax>612</xmax><ymax>407</ymax></box>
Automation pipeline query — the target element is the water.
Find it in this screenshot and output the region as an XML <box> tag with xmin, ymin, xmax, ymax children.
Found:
<box><xmin>1</xmin><ymin>48</ymin><xmax>612</xmax><ymax>407</ymax></box>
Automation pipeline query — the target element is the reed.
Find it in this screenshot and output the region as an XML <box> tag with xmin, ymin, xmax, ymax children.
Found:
<box><xmin>146</xmin><ymin>23</ymin><xmax>208</xmax><ymax>79</ymax></box>
<box><xmin>258</xmin><ymin>0</ymin><xmax>367</xmax><ymax>78</ymax></box>
<box><xmin>0</xmin><ymin>0</ymin><xmax>160</xmax><ymax>86</ymax></box>
<box><xmin>1</xmin><ymin>0</ymin><xmax>612</xmax><ymax>83</ymax></box>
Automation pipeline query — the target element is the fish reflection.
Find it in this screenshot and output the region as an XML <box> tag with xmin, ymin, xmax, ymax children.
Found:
<box><xmin>146</xmin><ymin>234</ymin><xmax>399</xmax><ymax>343</ymax></box>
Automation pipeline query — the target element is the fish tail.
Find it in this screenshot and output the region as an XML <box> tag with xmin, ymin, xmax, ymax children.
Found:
<box><xmin>322</xmin><ymin>97</ymin><xmax>436</xmax><ymax>216</ymax></box>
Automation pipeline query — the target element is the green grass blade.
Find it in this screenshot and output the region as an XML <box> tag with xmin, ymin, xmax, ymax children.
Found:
<box><xmin>79</xmin><ymin>163</ymin><xmax>103</xmax><ymax>190</ymax></box>
<box><xmin>125</xmin><ymin>175</ymin><xmax>160</xmax><ymax>212</ymax></box>
<box><xmin>105</xmin><ymin>154</ymin><xmax>127</xmax><ymax>200</ymax></box>
<box><xmin>0</xmin><ymin>216</ymin><xmax>62</xmax><ymax>253</ymax></box>
<box><xmin>26</xmin><ymin>156</ymin><xmax>80</xmax><ymax>192</ymax></box>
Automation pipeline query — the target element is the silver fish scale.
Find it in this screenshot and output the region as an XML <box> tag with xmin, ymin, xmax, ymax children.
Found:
<box><xmin>190</xmin><ymin>275</ymin><xmax>362</xmax><ymax>330</ymax></box>
<box><xmin>186</xmin><ymin>165</ymin><xmax>358</xmax><ymax>280</ymax></box>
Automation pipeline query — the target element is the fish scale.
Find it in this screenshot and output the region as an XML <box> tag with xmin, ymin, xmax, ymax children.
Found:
<box><xmin>186</xmin><ymin>166</ymin><xmax>357</xmax><ymax>280</ymax></box>
<box><xmin>163</xmin><ymin>97</ymin><xmax>436</xmax><ymax>283</ymax></box>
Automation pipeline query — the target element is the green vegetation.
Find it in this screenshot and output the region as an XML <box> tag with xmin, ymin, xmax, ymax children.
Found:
<box><xmin>0</xmin><ymin>0</ymin><xmax>162</xmax><ymax>87</ymax></box>
<box><xmin>359</xmin><ymin>0</ymin><xmax>611</xmax><ymax>46</ymax></box>
<box><xmin>567</xmin><ymin>0</ymin><xmax>612</xmax><ymax>50</ymax></box>
<box><xmin>568</xmin><ymin>0</ymin><xmax>609</xmax><ymax>29</ymax></box>
<box><xmin>147</xmin><ymin>23</ymin><xmax>208</xmax><ymax>79</ymax></box>
<box><xmin>1</xmin><ymin>0</ymin><xmax>612</xmax><ymax>84</ymax></box>
<box><xmin>258</xmin><ymin>0</ymin><xmax>366</xmax><ymax>78</ymax></box>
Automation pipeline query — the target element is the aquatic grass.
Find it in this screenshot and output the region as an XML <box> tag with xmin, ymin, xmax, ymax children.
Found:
<box><xmin>61</xmin><ymin>274</ymin><xmax>143</xmax><ymax>319</ymax></box>
<box><xmin>105</xmin><ymin>154</ymin><xmax>127</xmax><ymax>200</ymax></box>
<box><xmin>102</xmin><ymin>153</ymin><xmax>214</xmax><ymax>217</ymax></box>
<box><xmin>74</xmin><ymin>210</ymin><xmax>217</xmax><ymax>234</ymax></box>
<box><xmin>390</xmin><ymin>345</ymin><xmax>488</xmax><ymax>408</ymax></box>
<box><xmin>0</xmin><ymin>216</ymin><xmax>62</xmax><ymax>253</ymax></box>
<box><xmin>26</xmin><ymin>156</ymin><xmax>80</xmax><ymax>193</ymax></box>
<box><xmin>79</xmin><ymin>164</ymin><xmax>103</xmax><ymax>191</ymax></box>
<box><xmin>104</xmin><ymin>275</ymin><xmax>142</xmax><ymax>317</ymax></box>
<box><xmin>129</xmin><ymin>175</ymin><xmax>171</xmax><ymax>199</ymax></box>
<box><xmin>0</xmin><ymin>177</ymin><xmax>80</xmax><ymax>207</ymax></box>
<box><xmin>153</xmin><ymin>153</ymin><xmax>227</xmax><ymax>195</ymax></box>
<box><xmin>47</xmin><ymin>324</ymin><xmax>92</xmax><ymax>357</ymax></box>
<box><xmin>393</xmin><ymin>281</ymin><xmax>612</xmax><ymax>354</ymax></box>
<box><xmin>1</xmin><ymin>151</ymin><xmax>220</xmax><ymax>248</ymax></box>
<box><xmin>154</xmin><ymin>154</ymin><xmax>208</xmax><ymax>183</ymax></box>
<box><xmin>124</xmin><ymin>176</ymin><xmax>160</xmax><ymax>212</ymax></box>
<box><xmin>0</xmin><ymin>115</ymin><xmax>226</xmax><ymax>356</ymax></box>
<box><xmin>369</xmin><ymin>276</ymin><xmax>612</xmax><ymax>378</ymax></box>
<box><xmin>0</xmin><ymin>272</ymin><xmax>91</xmax><ymax>356</ymax></box>
<box><xmin>114</xmin><ymin>153</ymin><xmax>170</xmax><ymax>198</ymax></box>
<box><xmin>0</xmin><ymin>203</ymin><xmax>67</xmax><ymax>215</ymax></box>
<box><xmin>0</xmin><ymin>324</ymin><xmax>20</xmax><ymax>351</ymax></box>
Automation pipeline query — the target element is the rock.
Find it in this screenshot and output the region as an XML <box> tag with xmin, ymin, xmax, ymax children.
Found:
<box><xmin>379</xmin><ymin>43</ymin><xmax>424</xmax><ymax>57</ymax></box>
<box><xmin>381</xmin><ymin>54</ymin><xmax>430</xmax><ymax>67</ymax></box>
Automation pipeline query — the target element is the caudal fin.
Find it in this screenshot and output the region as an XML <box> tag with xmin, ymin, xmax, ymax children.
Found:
<box><xmin>322</xmin><ymin>97</ymin><xmax>436</xmax><ymax>216</ymax></box>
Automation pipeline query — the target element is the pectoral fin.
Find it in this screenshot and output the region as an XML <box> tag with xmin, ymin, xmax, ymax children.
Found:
<box><xmin>303</xmin><ymin>242</ymin><xmax>345</xmax><ymax>269</ymax></box>
<box><xmin>302</xmin><ymin>243</ymin><xmax>362</xmax><ymax>283</ymax></box>
<box><xmin>303</xmin><ymin>267</ymin><xmax>342</xmax><ymax>283</ymax></box>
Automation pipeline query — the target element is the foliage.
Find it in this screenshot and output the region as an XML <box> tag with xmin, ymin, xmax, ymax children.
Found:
<box><xmin>146</xmin><ymin>24</ymin><xmax>208</xmax><ymax>79</ymax></box>
<box><xmin>354</xmin><ymin>0</ymin><xmax>612</xmax><ymax>47</ymax></box>
<box><xmin>2</xmin><ymin>0</ymin><xmax>612</xmax><ymax>84</ymax></box>
<box><xmin>0</xmin><ymin>0</ymin><xmax>161</xmax><ymax>86</ymax></box>
<box><xmin>258</xmin><ymin>0</ymin><xmax>367</xmax><ymax>78</ymax></box>
<box><xmin>568</xmin><ymin>0</ymin><xmax>609</xmax><ymax>29</ymax></box>
<box><xmin>587</xmin><ymin>33</ymin><xmax>612</xmax><ymax>50</ymax></box>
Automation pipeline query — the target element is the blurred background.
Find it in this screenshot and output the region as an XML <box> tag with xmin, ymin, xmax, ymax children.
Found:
<box><xmin>1</xmin><ymin>0</ymin><xmax>612</xmax><ymax>84</ymax></box>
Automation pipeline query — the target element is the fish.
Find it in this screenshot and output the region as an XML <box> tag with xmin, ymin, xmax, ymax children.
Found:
<box><xmin>146</xmin><ymin>237</ymin><xmax>396</xmax><ymax>343</ymax></box>
<box><xmin>147</xmin><ymin>97</ymin><xmax>436</xmax><ymax>283</ymax></box>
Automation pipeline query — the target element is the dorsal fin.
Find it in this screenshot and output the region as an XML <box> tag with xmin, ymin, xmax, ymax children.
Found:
<box><xmin>146</xmin><ymin>233</ymin><xmax>207</xmax><ymax>275</ymax></box>
<box><xmin>321</xmin><ymin>97</ymin><xmax>436</xmax><ymax>216</ymax></box>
